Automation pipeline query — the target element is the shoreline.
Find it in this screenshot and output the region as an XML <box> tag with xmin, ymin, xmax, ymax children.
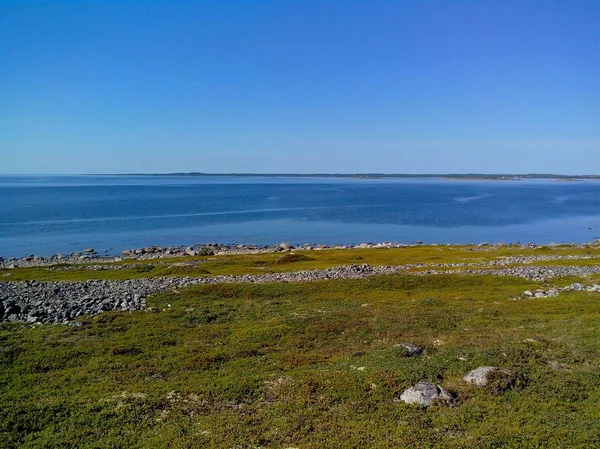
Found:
<box><xmin>2</xmin><ymin>240</ymin><xmax>599</xmax><ymax>269</ymax></box>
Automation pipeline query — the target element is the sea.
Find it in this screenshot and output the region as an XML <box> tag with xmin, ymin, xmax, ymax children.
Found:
<box><xmin>1</xmin><ymin>175</ymin><xmax>600</xmax><ymax>258</ymax></box>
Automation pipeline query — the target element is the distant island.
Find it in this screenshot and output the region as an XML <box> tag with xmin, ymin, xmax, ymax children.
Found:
<box><xmin>116</xmin><ymin>173</ymin><xmax>600</xmax><ymax>180</ymax></box>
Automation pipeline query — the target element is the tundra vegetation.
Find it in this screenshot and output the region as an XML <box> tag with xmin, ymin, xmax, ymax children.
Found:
<box><xmin>1</xmin><ymin>244</ymin><xmax>600</xmax><ymax>448</ymax></box>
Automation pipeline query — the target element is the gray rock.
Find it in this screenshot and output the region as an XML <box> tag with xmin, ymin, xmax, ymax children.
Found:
<box><xmin>569</xmin><ymin>283</ymin><xmax>583</xmax><ymax>291</ymax></box>
<box><xmin>523</xmin><ymin>290</ymin><xmax>534</xmax><ymax>297</ymax></box>
<box><xmin>548</xmin><ymin>360</ymin><xmax>571</xmax><ymax>372</ymax></box>
<box><xmin>394</xmin><ymin>343</ymin><xmax>423</xmax><ymax>356</ymax></box>
<box><xmin>463</xmin><ymin>366</ymin><xmax>515</xmax><ymax>387</ymax></box>
<box><xmin>398</xmin><ymin>382</ymin><xmax>453</xmax><ymax>407</ymax></box>
<box><xmin>83</xmin><ymin>248</ymin><xmax>94</xmax><ymax>253</ymax></box>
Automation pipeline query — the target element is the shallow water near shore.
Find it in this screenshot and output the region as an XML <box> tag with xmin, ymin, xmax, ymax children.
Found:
<box><xmin>1</xmin><ymin>175</ymin><xmax>600</xmax><ymax>258</ymax></box>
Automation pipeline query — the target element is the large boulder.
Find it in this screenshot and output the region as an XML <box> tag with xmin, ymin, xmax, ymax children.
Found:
<box><xmin>398</xmin><ymin>382</ymin><xmax>454</xmax><ymax>407</ymax></box>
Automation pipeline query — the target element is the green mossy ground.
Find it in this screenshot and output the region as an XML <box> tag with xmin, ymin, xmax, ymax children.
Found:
<box><xmin>2</xmin><ymin>246</ymin><xmax>600</xmax><ymax>447</ymax></box>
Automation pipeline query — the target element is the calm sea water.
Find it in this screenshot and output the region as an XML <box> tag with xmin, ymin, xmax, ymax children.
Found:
<box><xmin>1</xmin><ymin>175</ymin><xmax>600</xmax><ymax>258</ymax></box>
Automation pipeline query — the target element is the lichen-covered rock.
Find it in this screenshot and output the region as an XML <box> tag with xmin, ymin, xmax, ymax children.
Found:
<box><xmin>463</xmin><ymin>366</ymin><xmax>517</xmax><ymax>392</ymax></box>
<box><xmin>398</xmin><ymin>382</ymin><xmax>454</xmax><ymax>407</ymax></box>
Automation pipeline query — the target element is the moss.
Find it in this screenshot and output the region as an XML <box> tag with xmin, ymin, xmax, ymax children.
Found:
<box><xmin>1</xmin><ymin>252</ymin><xmax>600</xmax><ymax>447</ymax></box>
<box><xmin>274</xmin><ymin>253</ymin><xmax>317</xmax><ymax>264</ymax></box>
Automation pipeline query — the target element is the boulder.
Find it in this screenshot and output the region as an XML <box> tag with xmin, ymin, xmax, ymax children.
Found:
<box><xmin>279</xmin><ymin>242</ymin><xmax>294</xmax><ymax>251</ymax></box>
<box><xmin>463</xmin><ymin>366</ymin><xmax>516</xmax><ymax>392</ymax></box>
<box><xmin>83</xmin><ymin>248</ymin><xmax>94</xmax><ymax>253</ymax></box>
<box><xmin>398</xmin><ymin>382</ymin><xmax>454</xmax><ymax>407</ymax></box>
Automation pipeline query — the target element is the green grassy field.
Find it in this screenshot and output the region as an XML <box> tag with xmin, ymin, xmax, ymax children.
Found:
<box><xmin>2</xmin><ymin>246</ymin><xmax>600</xmax><ymax>448</ymax></box>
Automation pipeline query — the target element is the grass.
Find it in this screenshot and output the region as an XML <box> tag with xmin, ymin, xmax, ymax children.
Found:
<box><xmin>2</xmin><ymin>267</ymin><xmax>600</xmax><ymax>447</ymax></box>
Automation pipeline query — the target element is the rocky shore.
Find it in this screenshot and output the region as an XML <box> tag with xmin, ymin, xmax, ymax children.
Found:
<box><xmin>1</xmin><ymin>240</ymin><xmax>598</xmax><ymax>269</ymax></box>
<box><xmin>2</xmin><ymin>263</ymin><xmax>600</xmax><ymax>325</ymax></box>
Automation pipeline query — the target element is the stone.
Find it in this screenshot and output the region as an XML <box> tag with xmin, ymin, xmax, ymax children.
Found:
<box><xmin>394</xmin><ymin>343</ymin><xmax>423</xmax><ymax>356</ymax></box>
<box><xmin>5</xmin><ymin>305</ymin><xmax>21</xmax><ymax>315</ymax></box>
<box><xmin>83</xmin><ymin>248</ymin><xmax>94</xmax><ymax>253</ymax></box>
<box><xmin>398</xmin><ymin>382</ymin><xmax>454</xmax><ymax>407</ymax></box>
<box><xmin>523</xmin><ymin>290</ymin><xmax>534</xmax><ymax>297</ymax></box>
<box><xmin>569</xmin><ymin>283</ymin><xmax>583</xmax><ymax>291</ymax></box>
<box><xmin>279</xmin><ymin>242</ymin><xmax>294</xmax><ymax>250</ymax></box>
<box><xmin>548</xmin><ymin>360</ymin><xmax>571</xmax><ymax>372</ymax></box>
<box><xmin>463</xmin><ymin>366</ymin><xmax>516</xmax><ymax>391</ymax></box>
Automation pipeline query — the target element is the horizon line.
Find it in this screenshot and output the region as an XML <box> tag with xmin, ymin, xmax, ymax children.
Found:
<box><xmin>2</xmin><ymin>172</ymin><xmax>600</xmax><ymax>178</ymax></box>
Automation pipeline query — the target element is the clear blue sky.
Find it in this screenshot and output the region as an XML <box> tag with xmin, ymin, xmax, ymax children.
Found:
<box><xmin>1</xmin><ymin>0</ymin><xmax>598</xmax><ymax>174</ymax></box>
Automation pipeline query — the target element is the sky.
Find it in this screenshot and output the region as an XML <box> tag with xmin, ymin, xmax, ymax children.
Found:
<box><xmin>1</xmin><ymin>0</ymin><xmax>599</xmax><ymax>174</ymax></box>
